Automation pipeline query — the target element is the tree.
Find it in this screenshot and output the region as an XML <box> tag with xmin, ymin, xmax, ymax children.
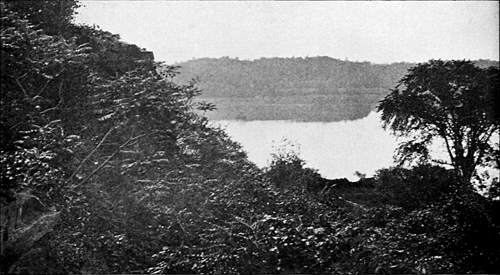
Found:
<box><xmin>378</xmin><ymin>60</ymin><xmax>499</xmax><ymax>184</ymax></box>
<box><xmin>6</xmin><ymin>0</ymin><xmax>80</xmax><ymax>35</ymax></box>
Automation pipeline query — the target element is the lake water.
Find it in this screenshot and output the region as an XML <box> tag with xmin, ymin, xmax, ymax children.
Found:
<box><xmin>213</xmin><ymin>111</ymin><xmax>453</xmax><ymax>180</ymax></box>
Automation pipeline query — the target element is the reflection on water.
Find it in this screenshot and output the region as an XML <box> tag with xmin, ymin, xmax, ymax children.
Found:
<box><xmin>213</xmin><ymin>111</ymin><xmax>453</xmax><ymax>180</ymax></box>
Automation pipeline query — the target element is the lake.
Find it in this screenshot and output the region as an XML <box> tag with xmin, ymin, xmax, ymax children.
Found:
<box><xmin>213</xmin><ymin>111</ymin><xmax>454</xmax><ymax>180</ymax></box>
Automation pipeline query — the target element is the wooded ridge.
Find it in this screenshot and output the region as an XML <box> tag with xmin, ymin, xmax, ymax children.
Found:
<box><xmin>173</xmin><ymin>57</ymin><xmax>498</xmax><ymax>121</ymax></box>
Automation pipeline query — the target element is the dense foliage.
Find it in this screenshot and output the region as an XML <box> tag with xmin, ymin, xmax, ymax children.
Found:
<box><xmin>1</xmin><ymin>1</ymin><xmax>499</xmax><ymax>274</ymax></box>
<box><xmin>378</xmin><ymin>60</ymin><xmax>499</xmax><ymax>183</ymax></box>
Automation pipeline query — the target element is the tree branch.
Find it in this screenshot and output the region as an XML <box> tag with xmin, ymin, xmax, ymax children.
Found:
<box><xmin>35</xmin><ymin>69</ymin><xmax>65</xmax><ymax>99</ymax></box>
<box><xmin>440</xmin><ymin>129</ymin><xmax>456</xmax><ymax>166</ymax></box>
<box><xmin>472</xmin><ymin>126</ymin><xmax>498</xmax><ymax>169</ymax></box>
<box><xmin>72</xmin><ymin>131</ymin><xmax>158</xmax><ymax>189</ymax></box>
<box><xmin>39</xmin><ymin>81</ymin><xmax>64</xmax><ymax>115</ymax></box>
<box><xmin>68</xmin><ymin>125</ymin><xmax>117</xmax><ymax>182</ymax></box>
<box><xmin>14</xmin><ymin>77</ymin><xmax>29</xmax><ymax>99</ymax></box>
<box><xmin>431</xmin><ymin>159</ymin><xmax>454</xmax><ymax>167</ymax></box>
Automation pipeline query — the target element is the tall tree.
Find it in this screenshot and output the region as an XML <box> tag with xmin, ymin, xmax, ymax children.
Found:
<box><xmin>378</xmin><ymin>60</ymin><xmax>499</xmax><ymax>184</ymax></box>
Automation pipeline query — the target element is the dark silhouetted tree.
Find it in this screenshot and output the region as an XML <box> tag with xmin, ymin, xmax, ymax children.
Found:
<box><xmin>378</xmin><ymin>60</ymin><xmax>499</xmax><ymax>184</ymax></box>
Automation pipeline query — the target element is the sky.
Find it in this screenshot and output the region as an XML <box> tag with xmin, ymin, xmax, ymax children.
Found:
<box><xmin>74</xmin><ymin>1</ymin><xmax>499</xmax><ymax>64</ymax></box>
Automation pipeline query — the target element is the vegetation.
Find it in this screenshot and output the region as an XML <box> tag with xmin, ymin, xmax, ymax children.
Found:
<box><xmin>173</xmin><ymin>57</ymin><xmax>498</xmax><ymax>122</ymax></box>
<box><xmin>1</xmin><ymin>1</ymin><xmax>499</xmax><ymax>274</ymax></box>
<box><xmin>378</xmin><ymin>60</ymin><xmax>499</xmax><ymax>183</ymax></box>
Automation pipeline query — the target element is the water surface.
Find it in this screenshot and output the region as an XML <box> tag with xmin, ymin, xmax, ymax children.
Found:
<box><xmin>214</xmin><ymin>112</ymin><xmax>439</xmax><ymax>180</ymax></box>
<box><xmin>214</xmin><ymin>112</ymin><xmax>500</xmax><ymax>182</ymax></box>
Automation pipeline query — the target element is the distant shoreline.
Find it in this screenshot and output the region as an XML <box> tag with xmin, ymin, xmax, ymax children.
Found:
<box><xmin>174</xmin><ymin>57</ymin><xmax>499</xmax><ymax>122</ymax></box>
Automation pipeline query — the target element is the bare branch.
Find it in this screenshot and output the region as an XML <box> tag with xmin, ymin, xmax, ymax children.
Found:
<box><xmin>35</xmin><ymin>69</ymin><xmax>65</xmax><ymax>99</ymax></box>
<box><xmin>14</xmin><ymin>77</ymin><xmax>29</xmax><ymax>99</ymax></box>
<box><xmin>39</xmin><ymin>81</ymin><xmax>65</xmax><ymax>115</ymax></box>
<box><xmin>68</xmin><ymin>125</ymin><xmax>117</xmax><ymax>182</ymax></box>
<box><xmin>73</xmin><ymin>131</ymin><xmax>158</xmax><ymax>189</ymax></box>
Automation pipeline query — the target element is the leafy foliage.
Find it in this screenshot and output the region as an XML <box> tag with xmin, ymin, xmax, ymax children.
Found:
<box><xmin>6</xmin><ymin>0</ymin><xmax>80</xmax><ymax>35</ymax></box>
<box><xmin>378</xmin><ymin>60</ymin><xmax>499</xmax><ymax>183</ymax></box>
<box><xmin>2</xmin><ymin>2</ymin><xmax>499</xmax><ymax>274</ymax></box>
<box><xmin>0</xmin><ymin>1</ymin><xmax>89</xmax><ymax>206</ymax></box>
<box><xmin>374</xmin><ymin>165</ymin><xmax>456</xmax><ymax>210</ymax></box>
<box><xmin>265</xmin><ymin>140</ymin><xmax>324</xmax><ymax>192</ymax></box>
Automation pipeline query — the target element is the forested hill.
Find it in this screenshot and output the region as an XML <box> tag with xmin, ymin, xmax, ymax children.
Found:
<box><xmin>173</xmin><ymin>57</ymin><xmax>498</xmax><ymax>121</ymax></box>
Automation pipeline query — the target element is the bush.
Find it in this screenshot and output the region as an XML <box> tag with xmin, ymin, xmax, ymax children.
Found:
<box><xmin>265</xmin><ymin>141</ymin><xmax>324</xmax><ymax>193</ymax></box>
<box><xmin>375</xmin><ymin>165</ymin><xmax>456</xmax><ymax>210</ymax></box>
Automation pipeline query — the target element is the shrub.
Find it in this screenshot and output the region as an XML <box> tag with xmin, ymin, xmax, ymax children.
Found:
<box><xmin>375</xmin><ymin>165</ymin><xmax>456</xmax><ymax>210</ymax></box>
<box><xmin>265</xmin><ymin>141</ymin><xmax>324</xmax><ymax>193</ymax></box>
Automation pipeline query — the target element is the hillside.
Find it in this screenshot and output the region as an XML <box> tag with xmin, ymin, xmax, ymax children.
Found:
<box><xmin>173</xmin><ymin>57</ymin><xmax>498</xmax><ymax>121</ymax></box>
<box><xmin>3</xmin><ymin>2</ymin><xmax>500</xmax><ymax>274</ymax></box>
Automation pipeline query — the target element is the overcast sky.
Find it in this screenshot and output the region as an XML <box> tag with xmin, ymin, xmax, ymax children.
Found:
<box><xmin>74</xmin><ymin>1</ymin><xmax>499</xmax><ymax>64</ymax></box>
